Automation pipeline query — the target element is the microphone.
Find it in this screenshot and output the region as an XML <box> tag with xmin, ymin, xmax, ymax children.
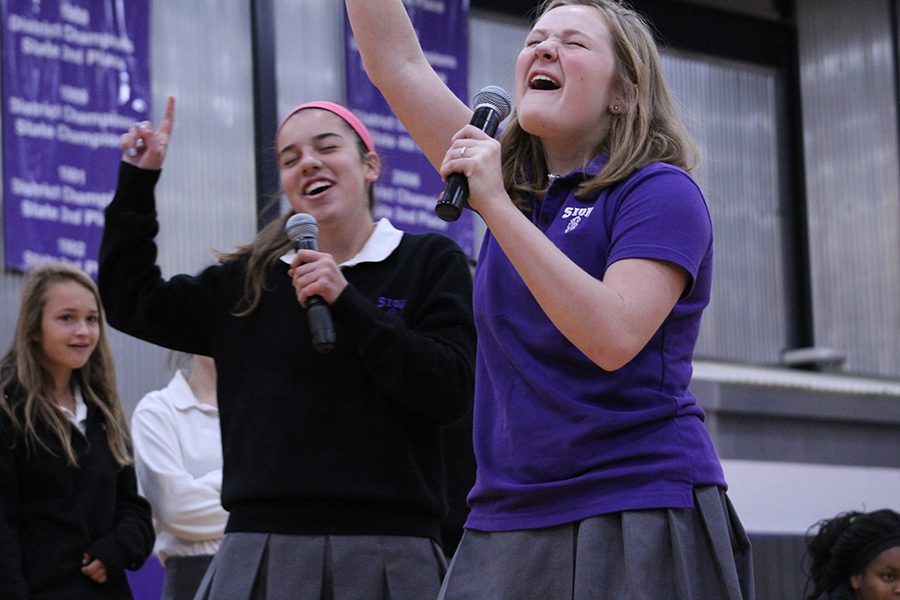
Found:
<box><xmin>285</xmin><ymin>213</ymin><xmax>336</xmax><ymax>353</ymax></box>
<box><xmin>435</xmin><ymin>85</ymin><xmax>513</xmax><ymax>222</ymax></box>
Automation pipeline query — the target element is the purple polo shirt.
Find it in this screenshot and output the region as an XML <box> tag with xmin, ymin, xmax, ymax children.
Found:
<box><xmin>466</xmin><ymin>157</ymin><xmax>726</xmax><ymax>532</ymax></box>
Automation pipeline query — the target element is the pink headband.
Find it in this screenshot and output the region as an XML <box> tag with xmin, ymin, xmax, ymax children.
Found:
<box><xmin>276</xmin><ymin>101</ymin><xmax>375</xmax><ymax>153</ymax></box>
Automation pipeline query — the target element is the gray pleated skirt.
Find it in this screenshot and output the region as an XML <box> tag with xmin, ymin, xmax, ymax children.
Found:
<box><xmin>192</xmin><ymin>533</ymin><xmax>447</xmax><ymax>600</ymax></box>
<box><xmin>438</xmin><ymin>486</ymin><xmax>755</xmax><ymax>600</ymax></box>
<box><xmin>164</xmin><ymin>555</ymin><xmax>214</xmax><ymax>600</ymax></box>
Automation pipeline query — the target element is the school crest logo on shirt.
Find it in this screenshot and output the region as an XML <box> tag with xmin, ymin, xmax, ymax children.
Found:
<box><xmin>561</xmin><ymin>206</ymin><xmax>594</xmax><ymax>233</ymax></box>
<box><xmin>377</xmin><ymin>296</ymin><xmax>407</xmax><ymax>315</ymax></box>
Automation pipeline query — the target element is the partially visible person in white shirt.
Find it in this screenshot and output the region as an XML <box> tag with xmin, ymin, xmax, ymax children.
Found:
<box><xmin>131</xmin><ymin>353</ymin><xmax>225</xmax><ymax>600</ymax></box>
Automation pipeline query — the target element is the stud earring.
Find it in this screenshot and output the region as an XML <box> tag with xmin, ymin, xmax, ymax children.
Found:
<box><xmin>613</xmin><ymin>104</ymin><xmax>620</xmax><ymax>112</ymax></box>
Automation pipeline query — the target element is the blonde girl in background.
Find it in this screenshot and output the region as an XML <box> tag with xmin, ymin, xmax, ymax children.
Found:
<box><xmin>0</xmin><ymin>263</ymin><xmax>154</xmax><ymax>599</ymax></box>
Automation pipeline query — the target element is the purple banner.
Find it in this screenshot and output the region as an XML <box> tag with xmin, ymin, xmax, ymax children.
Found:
<box><xmin>2</xmin><ymin>0</ymin><xmax>150</xmax><ymax>277</ymax></box>
<box><xmin>344</xmin><ymin>0</ymin><xmax>473</xmax><ymax>255</ymax></box>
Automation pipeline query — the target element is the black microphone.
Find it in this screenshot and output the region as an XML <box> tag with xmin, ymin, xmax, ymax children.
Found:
<box><xmin>285</xmin><ymin>213</ymin><xmax>336</xmax><ymax>353</ymax></box>
<box><xmin>435</xmin><ymin>85</ymin><xmax>513</xmax><ymax>222</ymax></box>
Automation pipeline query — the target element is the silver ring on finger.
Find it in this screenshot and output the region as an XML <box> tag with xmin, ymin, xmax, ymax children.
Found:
<box><xmin>459</xmin><ymin>146</ymin><xmax>467</xmax><ymax>158</ymax></box>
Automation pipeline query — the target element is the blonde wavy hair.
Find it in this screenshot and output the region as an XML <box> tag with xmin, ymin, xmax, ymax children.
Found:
<box><xmin>0</xmin><ymin>263</ymin><xmax>131</xmax><ymax>466</ymax></box>
<box><xmin>501</xmin><ymin>0</ymin><xmax>698</xmax><ymax>213</ymax></box>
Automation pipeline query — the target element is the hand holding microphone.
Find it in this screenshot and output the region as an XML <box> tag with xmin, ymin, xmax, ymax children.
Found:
<box><xmin>285</xmin><ymin>213</ymin><xmax>337</xmax><ymax>353</ymax></box>
<box><xmin>436</xmin><ymin>86</ymin><xmax>513</xmax><ymax>222</ymax></box>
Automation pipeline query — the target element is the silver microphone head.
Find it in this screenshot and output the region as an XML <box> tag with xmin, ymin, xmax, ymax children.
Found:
<box><xmin>473</xmin><ymin>85</ymin><xmax>513</xmax><ymax>121</ymax></box>
<box><xmin>285</xmin><ymin>212</ymin><xmax>319</xmax><ymax>240</ymax></box>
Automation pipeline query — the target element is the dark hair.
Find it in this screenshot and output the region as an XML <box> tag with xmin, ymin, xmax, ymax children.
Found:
<box><xmin>803</xmin><ymin>509</ymin><xmax>900</xmax><ymax>599</ymax></box>
<box><xmin>216</xmin><ymin>107</ymin><xmax>377</xmax><ymax>317</ymax></box>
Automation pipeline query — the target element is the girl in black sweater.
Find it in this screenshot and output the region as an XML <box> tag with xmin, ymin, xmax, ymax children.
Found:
<box><xmin>100</xmin><ymin>98</ymin><xmax>476</xmax><ymax>599</ymax></box>
<box><xmin>0</xmin><ymin>263</ymin><xmax>154</xmax><ymax>600</ymax></box>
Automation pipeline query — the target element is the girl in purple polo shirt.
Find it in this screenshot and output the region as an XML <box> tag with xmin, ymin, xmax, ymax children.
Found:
<box><xmin>345</xmin><ymin>0</ymin><xmax>755</xmax><ymax>598</ymax></box>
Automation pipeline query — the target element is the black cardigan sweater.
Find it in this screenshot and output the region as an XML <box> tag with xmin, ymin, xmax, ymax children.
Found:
<box><xmin>99</xmin><ymin>163</ymin><xmax>476</xmax><ymax>541</ymax></box>
<box><xmin>0</xmin><ymin>383</ymin><xmax>154</xmax><ymax>600</ymax></box>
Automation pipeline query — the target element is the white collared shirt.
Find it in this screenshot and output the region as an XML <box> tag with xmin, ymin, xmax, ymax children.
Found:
<box><xmin>131</xmin><ymin>371</ymin><xmax>226</xmax><ymax>564</ymax></box>
<box><xmin>57</xmin><ymin>385</ymin><xmax>88</xmax><ymax>435</ymax></box>
<box><xmin>280</xmin><ymin>217</ymin><xmax>404</xmax><ymax>267</ymax></box>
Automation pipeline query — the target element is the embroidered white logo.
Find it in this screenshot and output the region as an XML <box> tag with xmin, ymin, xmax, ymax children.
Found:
<box><xmin>561</xmin><ymin>206</ymin><xmax>593</xmax><ymax>233</ymax></box>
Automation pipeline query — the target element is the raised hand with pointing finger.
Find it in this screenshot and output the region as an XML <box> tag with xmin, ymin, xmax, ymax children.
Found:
<box><xmin>99</xmin><ymin>97</ymin><xmax>476</xmax><ymax>600</ymax></box>
<box><xmin>120</xmin><ymin>95</ymin><xmax>175</xmax><ymax>170</ymax></box>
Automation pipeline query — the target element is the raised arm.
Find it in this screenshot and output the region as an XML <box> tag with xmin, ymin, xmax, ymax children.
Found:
<box><xmin>100</xmin><ymin>95</ymin><xmax>219</xmax><ymax>355</ymax></box>
<box><xmin>344</xmin><ymin>0</ymin><xmax>472</xmax><ymax>168</ymax></box>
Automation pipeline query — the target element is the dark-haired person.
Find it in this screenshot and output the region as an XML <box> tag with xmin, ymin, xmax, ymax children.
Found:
<box><xmin>804</xmin><ymin>508</ymin><xmax>900</xmax><ymax>599</ymax></box>
<box><xmin>0</xmin><ymin>263</ymin><xmax>154</xmax><ymax>599</ymax></box>
<box><xmin>99</xmin><ymin>97</ymin><xmax>476</xmax><ymax>599</ymax></box>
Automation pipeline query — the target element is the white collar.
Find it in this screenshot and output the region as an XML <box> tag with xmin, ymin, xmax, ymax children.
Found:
<box><xmin>58</xmin><ymin>384</ymin><xmax>88</xmax><ymax>433</ymax></box>
<box><xmin>170</xmin><ymin>370</ymin><xmax>218</xmax><ymax>414</ymax></box>
<box><xmin>280</xmin><ymin>218</ymin><xmax>403</xmax><ymax>268</ymax></box>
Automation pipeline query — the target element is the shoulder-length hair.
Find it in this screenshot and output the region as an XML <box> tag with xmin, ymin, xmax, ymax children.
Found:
<box><xmin>501</xmin><ymin>0</ymin><xmax>698</xmax><ymax>213</ymax></box>
<box><xmin>0</xmin><ymin>263</ymin><xmax>131</xmax><ymax>466</ymax></box>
